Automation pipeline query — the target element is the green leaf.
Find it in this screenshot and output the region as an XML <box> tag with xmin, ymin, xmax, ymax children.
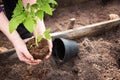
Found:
<box><xmin>41</xmin><ymin>3</ymin><xmax>52</xmax><ymax>15</ymax></box>
<box><xmin>44</xmin><ymin>29</ymin><xmax>51</xmax><ymax>39</ymax></box>
<box><xmin>30</xmin><ymin>6</ymin><xmax>35</xmax><ymax>17</ymax></box>
<box><xmin>23</xmin><ymin>10</ymin><xmax>29</xmax><ymax>16</ymax></box>
<box><xmin>10</xmin><ymin>0</ymin><xmax>57</xmax><ymax>42</ymax></box>
<box><xmin>18</xmin><ymin>0</ymin><xmax>23</xmax><ymax>8</ymax></box>
<box><xmin>9</xmin><ymin>13</ymin><xmax>26</xmax><ymax>33</ymax></box>
<box><xmin>23</xmin><ymin>16</ymin><xmax>36</xmax><ymax>33</ymax></box>
<box><xmin>37</xmin><ymin>0</ymin><xmax>43</xmax><ymax>6</ymax></box>
<box><xmin>37</xmin><ymin>35</ymin><xmax>43</xmax><ymax>42</ymax></box>
<box><xmin>12</xmin><ymin>0</ymin><xmax>24</xmax><ymax>17</ymax></box>
<box><xmin>36</xmin><ymin>10</ymin><xmax>44</xmax><ymax>20</ymax></box>
<box><xmin>12</xmin><ymin>4</ymin><xmax>23</xmax><ymax>17</ymax></box>
<box><xmin>44</xmin><ymin>29</ymin><xmax>51</xmax><ymax>33</ymax></box>
<box><xmin>32</xmin><ymin>4</ymin><xmax>40</xmax><ymax>9</ymax></box>
<box><xmin>26</xmin><ymin>3</ymin><xmax>30</xmax><ymax>10</ymax></box>
<box><xmin>48</xmin><ymin>0</ymin><xmax>57</xmax><ymax>5</ymax></box>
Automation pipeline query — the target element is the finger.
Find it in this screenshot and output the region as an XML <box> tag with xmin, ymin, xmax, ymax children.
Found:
<box><xmin>21</xmin><ymin>58</ymin><xmax>40</xmax><ymax>65</ymax></box>
<box><xmin>19</xmin><ymin>53</ymin><xmax>41</xmax><ymax>65</ymax></box>
<box><xmin>31</xmin><ymin>59</ymin><xmax>42</xmax><ymax>63</ymax></box>
<box><xmin>16</xmin><ymin>50</ymin><xmax>40</xmax><ymax>65</ymax></box>
<box><xmin>16</xmin><ymin>51</ymin><xmax>34</xmax><ymax>64</ymax></box>
<box><xmin>45</xmin><ymin>54</ymin><xmax>51</xmax><ymax>59</ymax></box>
<box><xmin>45</xmin><ymin>51</ymin><xmax>52</xmax><ymax>59</ymax></box>
<box><xmin>29</xmin><ymin>62</ymin><xmax>40</xmax><ymax>65</ymax></box>
<box><xmin>18</xmin><ymin>53</ymin><xmax>32</xmax><ymax>63</ymax></box>
<box><xmin>44</xmin><ymin>39</ymin><xmax>53</xmax><ymax>59</ymax></box>
<box><xmin>25</xmin><ymin>59</ymin><xmax>41</xmax><ymax>65</ymax></box>
<box><xmin>23</xmin><ymin>50</ymin><xmax>34</xmax><ymax>60</ymax></box>
<box><xmin>19</xmin><ymin>46</ymin><xmax>34</xmax><ymax>60</ymax></box>
<box><xmin>45</xmin><ymin>45</ymin><xmax>52</xmax><ymax>59</ymax></box>
<box><xmin>34</xmin><ymin>59</ymin><xmax>42</xmax><ymax>63</ymax></box>
<box><xmin>48</xmin><ymin>39</ymin><xmax>53</xmax><ymax>48</ymax></box>
<box><xmin>29</xmin><ymin>59</ymin><xmax>42</xmax><ymax>65</ymax></box>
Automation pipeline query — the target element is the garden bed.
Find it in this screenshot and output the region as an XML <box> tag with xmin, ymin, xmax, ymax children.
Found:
<box><xmin>0</xmin><ymin>0</ymin><xmax>120</xmax><ymax>80</ymax></box>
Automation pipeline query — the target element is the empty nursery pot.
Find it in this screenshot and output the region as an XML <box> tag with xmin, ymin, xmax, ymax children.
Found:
<box><xmin>52</xmin><ymin>38</ymin><xmax>79</xmax><ymax>63</ymax></box>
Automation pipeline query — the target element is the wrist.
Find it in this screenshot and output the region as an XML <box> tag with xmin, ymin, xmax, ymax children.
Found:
<box><xmin>9</xmin><ymin>31</ymin><xmax>24</xmax><ymax>46</ymax></box>
<box><xmin>37</xmin><ymin>19</ymin><xmax>46</xmax><ymax>34</ymax></box>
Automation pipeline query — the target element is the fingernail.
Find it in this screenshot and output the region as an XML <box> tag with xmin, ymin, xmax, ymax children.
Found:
<box><xmin>45</xmin><ymin>55</ymin><xmax>49</xmax><ymax>59</ymax></box>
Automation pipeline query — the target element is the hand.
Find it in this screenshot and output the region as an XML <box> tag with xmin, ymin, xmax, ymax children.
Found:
<box><xmin>0</xmin><ymin>11</ymin><xmax>41</xmax><ymax>65</ymax></box>
<box><xmin>14</xmin><ymin>39</ymin><xmax>41</xmax><ymax>65</ymax></box>
<box><xmin>33</xmin><ymin>19</ymin><xmax>53</xmax><ymax>59</ymax></box>
<box><xmin>45</xmin><ymin>39</ymin><xmax>53</xmax><ymax>59</ymax></box>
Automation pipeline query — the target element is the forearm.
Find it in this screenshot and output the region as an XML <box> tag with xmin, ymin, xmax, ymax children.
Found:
<box><xmin>0</xmin><ymin>12</ymin><xmax>23</xmax><ymax>46</ymax></box>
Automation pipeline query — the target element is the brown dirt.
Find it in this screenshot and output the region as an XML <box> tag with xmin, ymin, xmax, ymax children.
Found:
<box><xmin>0</xmin><ymin>32</ymin><xmax>13</xmax><ymax>49</ymax></box>
<box><xmin>26</xmin><ymin>38</ymin><xmax>49</xmax><ymax>59</ymax></box>
<box><xmin>45</xmin><ymin>0</ymin><xmax>120</xmax><ymax>32</ymax></box>
<box><xmin>0</xmin><ymin>0</ymin><xmax>120</xmax><ymax>80</ymax></box>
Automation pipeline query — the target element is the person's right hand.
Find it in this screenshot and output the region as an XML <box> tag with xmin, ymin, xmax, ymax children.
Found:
<box><xmin>13</xmin><ymin>39</ymin><xmax>41</xmax><ymax>65</ymax></box>
<box><xmin>0</xmin><ymin>11</ymin><xmax>41</xmax><ymax>65</ymax></box>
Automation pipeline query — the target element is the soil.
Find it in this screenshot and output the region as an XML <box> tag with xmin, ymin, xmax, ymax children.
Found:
<box><xmin>0</xmin><ymin>0</ymin><xmax>120</xmax><ymax>80</ymax></box>
<box><xmin>26</xmin><ymin>38</ymin><xmax>49</xmax><ymax>59</ymax></box>
<box><xmin>45</xmin><ymin>0</ymin><xmax>120</xmax><ymax>32</ymax></box>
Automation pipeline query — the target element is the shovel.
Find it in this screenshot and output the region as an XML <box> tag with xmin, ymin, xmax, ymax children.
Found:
<box><xmin>0</xmin><ymin>48</ymin><xmax>17</xmax><ymax>60</ymax></box>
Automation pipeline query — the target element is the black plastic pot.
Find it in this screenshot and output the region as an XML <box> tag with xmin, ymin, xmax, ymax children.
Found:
<box><xmin>52</xmin><ymin>38</ymin><xmax>79</xmax><ymax>64</ymax></box>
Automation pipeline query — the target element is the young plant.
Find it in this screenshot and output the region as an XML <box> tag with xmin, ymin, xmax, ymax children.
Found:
<box><xmin>9</xmin><ymin>0</ymin><xmax>57</xmax><ymax>46</ymax></box>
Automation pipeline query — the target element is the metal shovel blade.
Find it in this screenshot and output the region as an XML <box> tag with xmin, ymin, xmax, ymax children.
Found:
<box><xmin>0</xmin><ymin>48</ymin><xmax>16</xmax><ymax>60</ymax></box>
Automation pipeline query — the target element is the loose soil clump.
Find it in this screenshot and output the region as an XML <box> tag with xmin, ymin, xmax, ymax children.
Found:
<box><xmin>26</xmin><ymin>38</ymin><xmax>49</xmax><ymax>59</ymax></box>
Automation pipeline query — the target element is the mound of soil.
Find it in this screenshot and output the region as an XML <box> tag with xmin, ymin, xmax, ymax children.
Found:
<box><xmin>0</xmin><ymin>0</ymin><xmax>120</xmax><ymax>80</ymax></box>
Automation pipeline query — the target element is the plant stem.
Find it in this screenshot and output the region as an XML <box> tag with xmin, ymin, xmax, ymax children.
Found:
<box><xmin>33</xmin><ymin>26</ymin><xmax>38</xmax><ymax>46</ymax></box>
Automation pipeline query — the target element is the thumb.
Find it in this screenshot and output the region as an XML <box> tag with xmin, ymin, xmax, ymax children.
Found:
<box><xmin>23</xmin><ymin>50</ymin><xmax>34</xmax><ymax>60</ymax></box>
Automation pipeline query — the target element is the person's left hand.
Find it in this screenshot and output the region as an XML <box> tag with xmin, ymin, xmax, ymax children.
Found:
<box><xmin>33</xmin><ymin>19</ymin><xmax>53</xmax><ymax>60</ymax></box>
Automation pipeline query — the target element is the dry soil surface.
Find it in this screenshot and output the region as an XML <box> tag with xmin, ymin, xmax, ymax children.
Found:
<box><xmin>0</xmin><ymin>0</ymin><xmax>120</xmax><ymax>80</ymax></box>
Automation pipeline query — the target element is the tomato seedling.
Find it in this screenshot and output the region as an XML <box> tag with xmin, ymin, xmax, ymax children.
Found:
<box><xmin>9</xmin><ymin>0</ymin><xmax>57</xmax><ymax>46</ymax></box>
